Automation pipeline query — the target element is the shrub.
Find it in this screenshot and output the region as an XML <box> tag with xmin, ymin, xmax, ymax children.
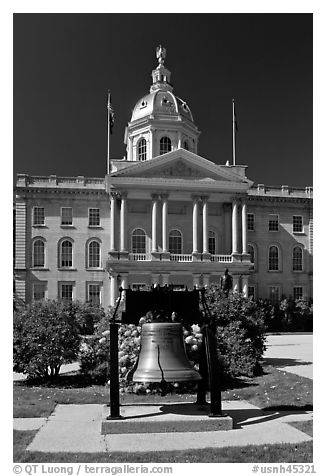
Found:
<box><xmin>13</xmin><ymin>300</ymin><xmax>82</xmax><ymax>379</ymax></box>
<box><xmin>79</xmin><ymin>286</ymin><xmax>267</xmax><ymax>391</ymax></box>
<box><xmin>74</xmin><ymin>301</ymin><xmax>106</xmax><ymax>335</ymax></box>
<box><xmin>203</xmin><ymin>286</ymin><xmax>267</xmax><ymax>377</ymax></box>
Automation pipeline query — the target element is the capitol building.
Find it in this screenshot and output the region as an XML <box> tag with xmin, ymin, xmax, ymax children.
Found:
<box><xmin>14</xmin><ymin>46</ymin><xmax>313</xmax><ymax>308</ymax></box>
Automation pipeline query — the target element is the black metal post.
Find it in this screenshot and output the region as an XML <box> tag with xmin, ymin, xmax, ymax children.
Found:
<box><xmin>108</xmin><ymin>288</ymin><xmax>123</xmax><ymax>419</ymax></box>
<box><xmin>109</xmin><ymin>321</ymin><xmax>121</xmax><ymax>418</ymax></box>
<box><xmin>197</xmin><ymin>288</ymin><xmax>223</xmax><ymax>417</ymax></box>
<box><xmin>205</xmin><ymin>326</ymin><xmax>222</xmax><ymax>417</ymax></box>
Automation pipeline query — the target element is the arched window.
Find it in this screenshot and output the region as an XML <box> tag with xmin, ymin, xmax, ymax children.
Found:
<box><xmin>248</xmin><ymin>244</ymin><xmax>255</xmax><ymax>264</ymax></box>
<box><xmin>208</xmin><ymin>231</ymin><xmax>216</xmax><ymax>254</ymax></box>
<box><xmin>268</xmin><ymin>245</ymin><xmax>279</xmax><ymax>271</ymax></box>
<box><xmin>60</xmin><ymin>240</ymin><xmax>73</xmax><ymax>268</ymax></box>
<box><xmin>183</xmin><ymin>140</ymin><xmax>189</xmax><ymax>151</ymax></box>
<box><xmin>160</xmin><ymin>136</ymin><xmax>172</xmax><ymax>155</ymax></box>
<box><xmin>33</xmin><ymin>239</ymin><xmax>45</xmax><ymax>267</ymax></box>
<box><xmin>88</xmin><ymin>240</ymin><xmax>100</xmax><ymax>268</ymax></box>
<box><xmin>293</xmin><ymin>246</ymin><xmax>303</xmax><ymax>271</ymax></box>
<box><xmin>169</xmin><ymin>229</ymin><xmax>182</xmax><ymax>254</ymax></box>
<box><xmin>132</xmin><ymin>228</ymin><xmax>146</xmax><ymax>253</ymax></box>
<box><xmin>138</xmin><ymin>138</ymin><xmax>147</xmax><ymax>161</ymax></box>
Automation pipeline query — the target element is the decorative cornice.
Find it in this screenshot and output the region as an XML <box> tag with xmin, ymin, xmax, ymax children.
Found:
<box><xmin>247</xmin><ymin>195</ymin><xmax>312</xmax><ymax>205</ymax></box>
<box><xmin>15</xmin><ymin>188</ymin><xmax>106</xmax><ymax>198</ymax></box>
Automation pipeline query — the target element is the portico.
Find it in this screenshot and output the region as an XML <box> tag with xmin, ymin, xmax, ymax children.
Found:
<box><xmin>106</xmin><ymin>150</ymin><xmax>253</xmax><ymax>305</ymax></box>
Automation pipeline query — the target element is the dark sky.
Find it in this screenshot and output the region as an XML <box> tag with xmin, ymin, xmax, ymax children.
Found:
<box><xmin>13</xmin><ymin>13</ymin><xmax>312</xmax><ymax>187</ymax></box>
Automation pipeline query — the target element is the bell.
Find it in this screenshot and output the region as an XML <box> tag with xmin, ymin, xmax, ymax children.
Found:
<box><xmin>132</xmin><ymin>322</ymin><xmax>202</xmax><ymax>383</ymax></box>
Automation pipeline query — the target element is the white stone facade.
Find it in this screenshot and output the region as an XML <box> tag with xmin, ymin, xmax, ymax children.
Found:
<box><xmin>14</xmin><ymin>47</ymin><xmax>313</xmax><ymax>307</ymax></box>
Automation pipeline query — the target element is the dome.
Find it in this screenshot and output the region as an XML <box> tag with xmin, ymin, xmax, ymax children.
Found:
<box><xmin>131</xmin><ymin>90</ymin><xmax>194</xmax><ymax>123</ymax></box>
<box><xmin>125</xmin><ymin>46</ymin><xmax>200</xmax><ymax>162</ymax></box>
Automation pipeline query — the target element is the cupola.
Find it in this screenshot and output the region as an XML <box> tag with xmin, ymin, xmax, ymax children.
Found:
<box><xmin>125</xmin><ymin>46</ymin><xmax>200</xmax><ymax>162</ymax></box>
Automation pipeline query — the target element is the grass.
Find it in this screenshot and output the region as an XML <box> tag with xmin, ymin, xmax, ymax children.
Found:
<box><xmin>13</xmin><ymin>429</ymin><xmax>313</xmax><ymax>463</ymax></box>
<box><xmin>13</xmin><ymin>365</ymin><xmax>313</xmax><ymax>463</ymax></box>
<box><xmin>14</xmin><ymin>365</ymin><xmax>313</xmax><ymax>418</ymax></box>
<box><xmin>288</xmin><ymin>420</ymin><xmax>313</xmax><ymax>437</ymax></box>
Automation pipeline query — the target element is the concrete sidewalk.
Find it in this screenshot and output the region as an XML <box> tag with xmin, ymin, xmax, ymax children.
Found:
<box><xmin>16</xmin><ymin>401</ymin><xmax>312</xmax><ymax>454</ymax></box>
<box><xmin>264</xmin><ymin>334</ymin><xmax>313</xmax><ymax>379</ymax></box>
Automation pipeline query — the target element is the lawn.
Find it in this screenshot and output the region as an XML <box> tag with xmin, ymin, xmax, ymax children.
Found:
<box><xmin>14</xmin><ymin>365</ymin><xmax>313</xmax><ymax>418</ymax></box>
<box><xmin>13</xmin><ymin>364</ymin><xmax>313</xmax><ymax>463</ymax></box>
<box><xmin>13</xmin><ymin>430</ymin><xmax>313</xmax><ymax>463</ymax></box>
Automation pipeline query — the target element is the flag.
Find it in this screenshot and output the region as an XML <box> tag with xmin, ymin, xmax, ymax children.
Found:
<box><xmin>108</xmin><ymin>91</ymin><xmax>114</xmax><ymax>134</ymax></box>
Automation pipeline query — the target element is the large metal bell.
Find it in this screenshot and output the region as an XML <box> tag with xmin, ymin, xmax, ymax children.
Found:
<box><xmin>133</xmin><ymin>322</ymin><xmax>202</xmax><ymax>383</ymax></box>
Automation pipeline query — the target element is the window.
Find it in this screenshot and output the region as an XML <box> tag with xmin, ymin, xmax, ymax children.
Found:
<box><xmin>33</xmin><ymin>239</ymin><xmax>45</xmax><ymax>268</ymax></box>
<box><xmin>248</xmin><ymin>244</ymin><xmax>255</xmax><ymax>265</ymax></box>
<box><xmin>208</xmin><ymin>231</ymin><xmax>216</xmax><ymax>254</ymax></box>
<box><xmin>269</xmin><ymin>286</ymin><xmax>280</xmax><ymax>304</ymax></box>
<box><xmin>89</xmin><ymin>208</ymin><xmax>100</xmax><ymax>227</ymax></box>
<box><xmin>87</xmin><ymin>283</ymin><xmax>101</xmax><ymax>305</ymax></box>
<box><xmin>132</xmin><ymin>228</ymin><xmax>146</xmax><ymax>253</ymax></box>
<box><xmin>247</xmin><ymin>213</ymin><xmax>255</xmax><ymax>231</ymax></box>
<box><xmin>169</xmin><ymin>230</ymin><xmax>182</xmax><ymax>254</ymax></box>
<box><xmin>131</xmin><ymin>283</ymin><xmax>147</xmax><ymax>291</ymax></box>
<box><xmin>293</xmin><ymin>246</ymin><xmax>303</xmax><ymax>271</ymax></box>
<box><xmin>269</xmin><ymin>214</ymin><xmax>279</xmax><ymax>232</ymax></box>
<box><xmin>183</xmin><ymin>140</ymin><xmax>189</xmax><ymax>151</ymax></box>
<box><xmin>33</xmin><ymin>207</ymin><xmax>45</xmax><ymax>226</ymax></box>
<box><xmin>60</xmin><ymin>240</ymin><xmax>73</xmax><ymax>268</ymax></box>
<box><xmin>88</xmin><ymin>240</ymin><xmax>100</xmax><ymax>268</ymax></box>
<box><xmin>33</xmin><ymin>282</ymin><xmax>46</xmax><ymax>301</ymax></box>
<box><xmin>160</xmin><ymin>136</ymin><xmax>172</xmax><ymax>155</ymax></box>
<box><xmin>248</xmin><ymin>286</ymin><xmax>255</xmax><ymax>299</ymax></box>
<box><xmin>268</xmin><ymin>245</ymin><xmax>279</xmax><ymax>271</ymax></box>
<box><xmin>293</xmin><ymin>286</ymin><xmax>303</xmax><ymax>301</ymax></box>
<box><xmin>61</xmin><ymin>207</ymin><xmax>73</xmax><ymax>226</ymax></box>
<box><xmin>138</xmin><ymin>138</ymin><xmax>147</xmax><ymax>161</ymax></box>
<box><xmin>59</xmin><ymin>283</ymin><xmax>73</xmax><ymax>301</ymax></box>
<box><xmin>293</xmin><ymin>215</ymin><xmax>303</xmax><ymax>233</ymax></box>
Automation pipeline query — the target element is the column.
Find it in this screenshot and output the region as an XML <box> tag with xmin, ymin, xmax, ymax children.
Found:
<box><xmin>161</xmin><ymin>194</ymin><xmax>168</xmax><ymax>254</ymax></box>
<box><xmin>202</xmin><ymin>196</ymin><xmax>209</xmax><ymax>254</ymax></box>
<box><xmin>242</xmin><ymin>275</ymin><xmax>249</xmax><ymax>298</ymax></box>
<box><xmin>193</xmin><ymin>274</ymin><xmax>201</xmax><ymax>289</ymax></box>
<box><xmin>152</xmin><ymin>273</ymin><xmax>160</xmax><ymax>287</ymax></box>
<box><xmin>128</xmin><ymin>137</ymin><xmax>133</xmax><ymax>161</ymax></box>
<box><xmin>202</xmin><ymin>274</ymin><xmax>210</xmax><ymax>288</ymax></box>
<box><xmin>149</xmin><ymin>129</ymin><xmax>154</xmax><ymax>159</ymax></box>
<box><xmin>192</xmin><ymin>195</ymin><xmax>199</xmax><ymax>254</ymax></box>
<box><xmin>110</xmin><ymin>273</ymin><xmax>118</xmax><ymax>306</ymax></box>
<box><xmin>120</xmin><ymin>273</ymin><xmax>129</xmax><ymax>291</ymax></box>
<box><xmin>110</xmin><ymin>192</ymin><xmax>117</xmax><ymax>251</ymax></box>
<box><xmin>233</xmin><ymin>275</ymin><xmax>240</xmax><ymax>293</ymax></box>
<box><xmin>232</xmin><ymin>199</ymin><xmax>239</xmax><ymax>254</ymax></box>
<box><xmin>177</xmin><ymin>131</ymin><xmax>182</xmax><ymax>149</ymax></box>
<box><xmin>161</xmin><ymin>273</ymin><xmax>169</xmax><ymax>286</ymax></box>
<box><xmin>120</xmin><ymin>192</ymin><xmax>128</xmax><ymax>253</ymax></box>
<box><xmin>241</xmin><ymin>200</ymin><xmax>247</xmax><ymax>254</ymax></box>
<box><xmin>151</xmin><ymin>194</ymin><xmax>159</xmax><ymax>252</ymax></box>
<box><xmin>223</xmin><ymin>203</ymin><xmax>232</xmax><ymax>254</ymax></box>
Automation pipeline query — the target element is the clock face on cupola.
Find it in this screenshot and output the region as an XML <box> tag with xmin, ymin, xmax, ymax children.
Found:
<box><xmin>125</xmin><ymin>45</ymin><xmax>200</xmax><ymax>162</ymax></box>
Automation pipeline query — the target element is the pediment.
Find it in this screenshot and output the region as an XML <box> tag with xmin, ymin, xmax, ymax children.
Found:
<box><xmin>111</xmin><ymin>149</ymin><xmax>251</xmax><ymax>184</ymax></box>
<box><xmin>142</xmin><ymin>159</ymin><xmax>224</xmax><ymax>180</ymax></box>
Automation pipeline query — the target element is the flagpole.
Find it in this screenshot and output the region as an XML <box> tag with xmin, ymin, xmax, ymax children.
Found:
<box><xmin>232</xmin><ymin>98</ymin><xmax>236</xmax><ymax>166</ymax></box>
<box><xmin>107</xmin><ymin>90</ymin><xmax>111</xmax><ymax>174</ymax></box>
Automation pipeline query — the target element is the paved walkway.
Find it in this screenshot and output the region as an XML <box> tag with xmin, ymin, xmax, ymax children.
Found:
<box><xmin>13</xmin><ymin>362</ymin><xmax>80</xmax><ymax>382</ymax></box>
<box><xmin>14</xmin><ymin>401</ymin><xmax>312</xmax><ymax>453</ymax></box>
<box><xmin>264</xmin><ymin>334</ymin><xmax>313</xmax><ymax>379</ymax></box>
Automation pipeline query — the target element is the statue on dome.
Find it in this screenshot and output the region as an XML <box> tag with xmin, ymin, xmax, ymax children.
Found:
<box><xmin>156</xmin><ymin>45</ymin><xmax>166</xmax><ymax>65</ymax></box>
